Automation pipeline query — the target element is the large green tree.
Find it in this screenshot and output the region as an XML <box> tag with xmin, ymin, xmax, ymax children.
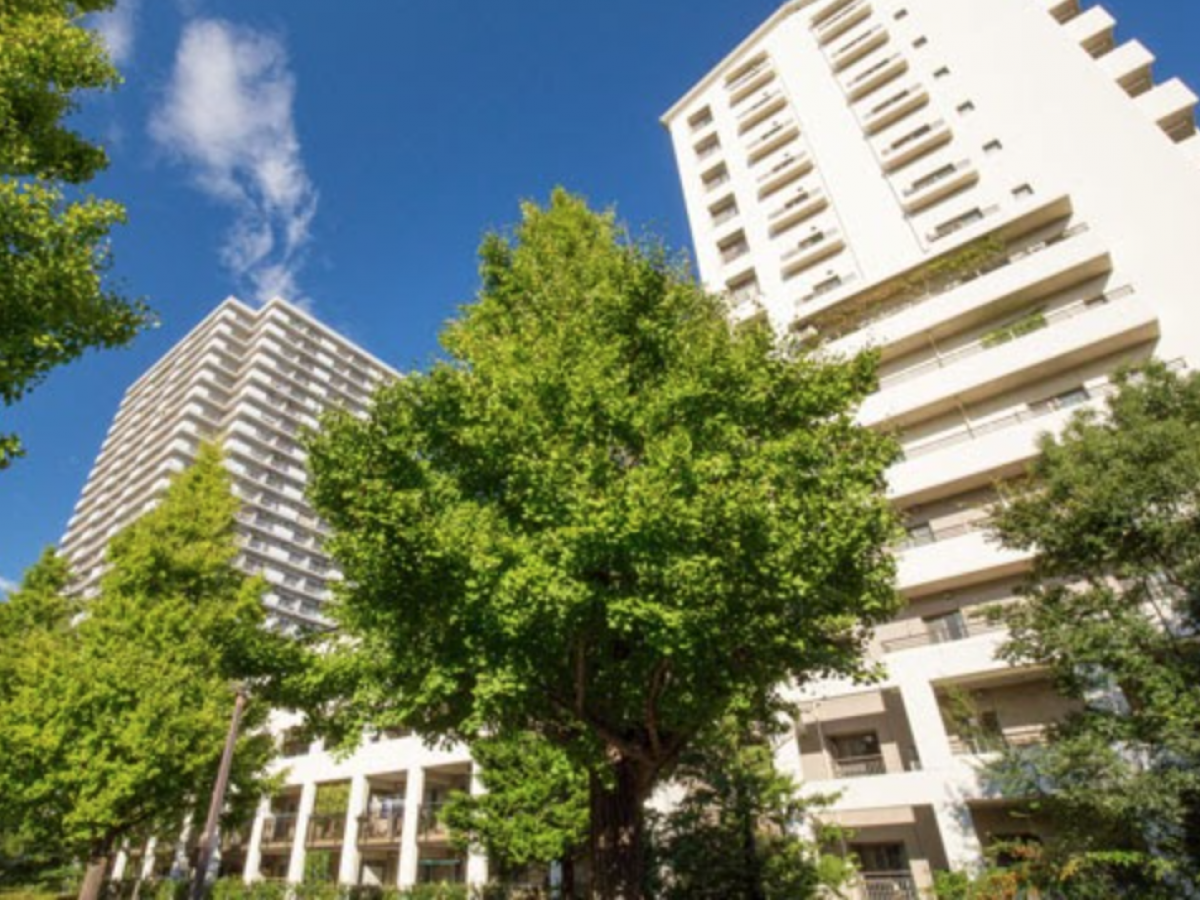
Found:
<box><xmin>305</xmin><ymin>191</ymin><xmax>898</xmax><ymax>898</ymax></box>
<box><xmin>0</xmin><ymin>445</ymin><xmax>288</xmax><ymax>900</ymax></box>
<box><xmin>986</xmin><ymin>361</ymin><xmax>1200</xmax><ymax>897</ymax></box>
<box><xmin>0</xmin><ymin>0</ymin><xmax>151</xmax><ymax>469</ymax></box>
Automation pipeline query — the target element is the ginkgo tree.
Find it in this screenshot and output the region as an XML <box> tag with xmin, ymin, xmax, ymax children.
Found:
<box><xmin>0</xmin><ymin>445</ymin><xmax>291</xmax><ymax>900</ymax></box>
<box><xmin>306</xmin><ymin>190</ymin><xmax>899</xmax><ymax>899</ymax></box>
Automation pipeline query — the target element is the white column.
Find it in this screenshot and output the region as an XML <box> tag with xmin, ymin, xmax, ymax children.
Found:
<box><xmin>243</xmin><ymin>797</ymin><xmax>271</xmax><ymax>883</ymax></box>
<box><xmin>139</xmin><ymin>838</ymin><xmax>157</xmax><ymax>881</ymax></box>
<box><xmin>935</xmin><ymin>801</ymin><xmax>986</xmax><ymax>872</ymax></box>
<box><xmin>111</xmin><ymin>848</ymin><xmax>129</xmax><ymax>882</ymax></box>
<box><xmin>898</xmin><ymin>678</ymin><xmax>956</xmax><ymax>772</ymax></box>
<box><xmin>287</xmin><ymin>781</ymin><xmax>318</xmax><ymax>883</ymax></box>
<box><xmin>397</xmin><ymin>765</ymin><xmax>426</xmax><ymax>888</ymax></box>
<box><xmin>338</xmin><ymin>774</ymin><xmax>370</xmax><ymax>885</ymax></box>
<box><xmin>465</xmin><ymin>765</ymin><xmax>489</xmax><ymax>887</ymax></box>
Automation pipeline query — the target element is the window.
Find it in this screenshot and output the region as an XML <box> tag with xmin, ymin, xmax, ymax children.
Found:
<box><xmin>689</xmin><ymin>107</ymin><xmax>714</xmax><ymax>132</ymax></box>
<box><xmin>933</xmin><ymin>65</ymin><xmax>951</xmax><ymax>78</ymax></box>
<box><xmin>984</xmin><ymin>139</ymin><xmax>1004</xmax><ymax>153</ymax></box>
<box><xmin>1012</xmin><ymin>183</ymin><xmax>1035</xmax><ymax>199</ymax></box>
<box><xmin>913</xmin><ymin>36</ymin><xmax>928</xmax><ymax>48</ymax></box>
<box><xmin>719</xmin><ymin>232</ymin><xmax>750</xmax><ymax>264</ymax></box>
<box><xmin>852</xmin><ymin>842</ymin><xmax>909</xmax><ymax>875</ymax></box>
<box><xmin>830</xmin><ymin>731</ymin><xmax>881</xmax><ymax>760</ymax></box>
<box><xmin>710</xmin><ymin>197</ymin><xmax>739</xmax><ymax>227</ymax></box>
<box><xmin>957</xmin><ymin>100</ymin><xmax>976</xmax><ymax>115</ymax></box>
<box><xmin>894</xmin><ymin>9</ymin><xmax>909</xmax><ymax>20</ymax></box>
<box><xmin>702</xmin><ymin>164</ymin><xmax>730</xmax><ymax>193</ymax></box>
<box><xmin>924</xmin><ymin>609</ymin><xmax>968</xmax><ymax>643</ymax></box>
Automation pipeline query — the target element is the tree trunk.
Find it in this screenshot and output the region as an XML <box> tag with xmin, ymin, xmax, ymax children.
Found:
<box><xmin>589</xmin><ymin>757</ymin><xmax>649</xmax><ymax>900</ymax></box>
<box><xmin>562</xmin><ymin>855</ymin><xmax>576</xmax><ymax>900</ymax></box>
<box><xmin>78</xmin><ymin>843</ymin><xmax>111</xmax><ymax>900</ymax></box>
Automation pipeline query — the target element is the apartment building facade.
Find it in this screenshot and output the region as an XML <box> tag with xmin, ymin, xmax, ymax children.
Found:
<box><xmin>662</xmin><ymin>0</ymin><xmax>1200</xmax><ymax>894</ymax></box>
<box><xmin>60</xmin><ymin>297</ymin><xmax>486</xmax><ymax>889</ymax></box>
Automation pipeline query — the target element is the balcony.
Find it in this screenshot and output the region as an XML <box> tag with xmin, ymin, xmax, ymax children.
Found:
<box><xmin>861</xmin><ymin>84</ymin><xmax>929</xmax><ymax>135</ymax></box>
<box><xmin>879</xmin><ymin>118</ymin><xmax>952</xmax><ymax>171</ymax></box>
<box><xmin>419</xmin><ymin>802</ymin><xmax>451</xmax><ymax>843</ymax></box>
<box><xmin>1063</xmin><ymin>4</ymin><xmax>1115</xmax><ymax>58</ymax></box>
<box><xmin>1136</xmin><ymin>78</ymin><xmax>1198</xmax><ymax>142</ymax></box>
<box><xmin>726</xmin><ymin>59</ymin><xmax>774</xmax><ymax>101</ymax></box>
<box><xmin>1099</xmin><ymin>39</ymin><xmax>1155</xmax><ymax>97</ymax></box>
<box><xmin>745</xmin><ymin>119</ymin><xmax>800</xmax><ymax>164</ymax></box>
<box><xmin>815</xmin><ymin>0</ymin><xmax>872</xmax><ymax>45</ymax></box>
<box><xmin>357</xmin><ymin>811</ymin><xmax>404</xmax><ymax>846</ymax></box>
<box><xmin>830</xmin><ymin>24</ymin><xmax>889</xmax><ymax>72</ymax></box>
<box><xmin>306</xmin><ymin>813</ymin><xmax>347</xmax><ymax>847</ymax></box>
<box><xmin>896</xmin><ymin>524</ymin><xmax>1031</xmax><ymax>595</ymax></box>
<box><xmin>736</xmin><ymin>87</ymin><xmax>788</xmax><ymax>132</ymax></box>
<box><xmin>877</xmin><ymin>285</ymin><xmax>1136</xmax><ymax>393</ymax></box>
<box><xmin>832</xmin><ymin>754</ymin><xmax>888</xmax><ymax>778</ymax></box>
<box><xmin>768</xmin><ymin>185</ymin><xmax>828</xmax><ymax>234</ymax></box>
<box><xmin>881</xmin><ymin>608</ymin><xmax>1005</xmax><ymax>654</ymax></box>
<box><xmin>755</xmin><ymin>150</ymin><xmax>814</xmax><ymax>198</ymax></box>
<box><xmin>826</xmin><ymin>220</ymin><xmax>1106</xmax><ymax>358</ymax></box>
<box><xmin>781</xmin><ymin>227</ymin><xmax>844</xmax><ymax>277</ymax></box>
<box><xmin>938</xmin><ymin>673</ymin><xmax>1079</xmax><ymax>757</ymax></box>
<box><xmin>260</xmin><ymin>814</ymin><xmax>298</xmax><ymax>849</ymax></box>
<box><xmin>845</xmin><ymin>52</ymin><xmax>908</xmax><ymax>101</ymax></box>
<box><xmin>900</xmin><ymin>158</ymin><xmax>978</xmax><ymax>213</ymax></box>
<box><xmin>860</xmin><ymin>873</ymin><xmax>919</xmax><ymax>900</ymax></box>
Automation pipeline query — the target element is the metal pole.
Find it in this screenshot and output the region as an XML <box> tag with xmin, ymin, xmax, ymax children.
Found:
<box><xmin>190</xmin><ymin>687</ymin><xmax>248</xmax><ymax>900</ymax></box>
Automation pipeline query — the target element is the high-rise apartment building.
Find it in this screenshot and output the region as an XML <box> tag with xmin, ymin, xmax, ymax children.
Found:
<box><xmin>61</xmin><ymin>296</ymin><xmax>394</xmax><ymax>630</ymax></box>
<box><xmin>63</xmin><ymin>296</ymin><xmax>486</xmax><ymax>889</ymax></box>
<box><xmin>663</xmin><ymin>0</ymin><xmax>1199</xmax><ymax>894</ymax></box>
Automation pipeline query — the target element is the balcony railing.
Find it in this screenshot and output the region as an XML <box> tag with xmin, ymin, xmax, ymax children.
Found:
<box><xmin>881</xmin><ymin>611</ymin><xmax>1005</xmax><ymax>653</ymax></box>
<box><xmin>419</xmin><ymin>802</ymin><xmax>451</xmax><ymax>840</ymax></box>
<box><xmin>358</xmin><ymin>810</ymin><xmax>404</xmax><ymax>845</ymax></box>
<box><xmin>824</xmin><ymin>222</ymin><xmax>1091</xmax><ymax>339</ymax></box>
<box><xmin>727</xmin><ymin>60</ymin><xmax>771</xmax><ymax>93</ymax></box>
<box><xmin>306</xmin><ymin>813</ymin><xmax>347</xmax><ymax>846</ymax></box>
<box><xmin>877</xmin><ymin>284</ymin><xmax>1132</xmax><ymax>390</ymax></box>
<box><xmin>949</xmin><ymin>723</ymin><xmax>1047</xmax><ymax>755</ymax></box>
<box><xmin>894</xmin><ymin>513</ymin><xmax>992</xmax><ymax>552</ymax></box>
<box><xmin>831</xmin><ymin>753</ymin><xmax>888</xmax><ymax>778</ymax></box>
<box><xmin>862</xmin><ymin>872</ymin><xmax>919</xmax><ymax>900</ymax></box>
<box><xmin>260</xmin><ymin>814</ymin><xmax>298</xmax><ymax>847</ymax></box>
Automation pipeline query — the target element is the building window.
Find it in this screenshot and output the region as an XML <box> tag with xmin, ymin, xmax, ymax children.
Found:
<box><xmin>913</xmin><ymin>36</ymin><xmax>928</xmax><ymax>48</ymax></box>
<box><xmin>957</xmin><ymin>101</ymin><xmax>976</xmax><ymax>115</ymax></box>
<box><xmin>1012</xmin><ymin>183</ymin><xmax>1035</xmax><ymax>199</ymax></box>
<box><xmin>829</xmin><ymin>732</ymin><xmax>885</xmax><ymax>777</ymax></box>
<box><xmin>984</xmin><ymin>139</ymin><xmax>1004</xmax><ymax>153</ymax></box>
<box><xmin>689</xmin><ymin>107</ymin><xmax>714</xmax><ymax>132</ymax></box>
<box><xmin>933</xmin><ymin>65</ymin><xmax>951</xmax><ymax>78</ymax></box>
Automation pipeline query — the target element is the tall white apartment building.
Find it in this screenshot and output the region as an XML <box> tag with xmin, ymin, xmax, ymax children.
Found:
<box><xmin>664</xmin><ymin>0</ymin><xmax>1200</xmax><ymax>894</ymax></box>
<box><xmin>63</xmin><ymin>296</ymin><xmax>485</xmax><ymax>889</ymax></box>
<box><xmin>60</xmin><ymin>296</ymin><xmax>393</xmax><ymax>632</ymax></box>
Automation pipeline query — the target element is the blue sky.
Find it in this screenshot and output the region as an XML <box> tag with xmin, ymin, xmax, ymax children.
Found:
<box><xmin>1</xmin><ymin>0</ymin><xmax>1198</xmax><ymax>591</ymax></box>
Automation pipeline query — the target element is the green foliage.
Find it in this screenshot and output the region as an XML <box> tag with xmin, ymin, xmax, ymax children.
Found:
<box><xmin>651</xmin><ymin>718</ymin><xmax>850</xmax><ymax>900</ymax></box>
<box><xmin>0</xmin><ymin>0</ymin><xmax>152</xmax><ymax>469</ymax></box>
<box><xmin>305</xmin><ymin>190</ymin><xmax>898</xmax><ymax>894</ymax></box>
<box><xmin>442</xmin><ymin>734</ymin><xmax>587</xmax><ymax>870</ymax></box>
<box><xmin>987</xmin><ymin>361</ymin><xmax>1200</xmax><ymax>896</ymax></box>
<box><xmin>0</xmin><ymin>445</ymin><xmax>290</xmax><ymax>875</ymax></box>
<box><xmin>313</xmin><ymin>784</ymin><xmax>352</xmax><ymax>817</ymax></box>
<box><xmin>979</xmin><ymin>308</ymin><xmax>1046</xmax><ymax>349</ymax></box>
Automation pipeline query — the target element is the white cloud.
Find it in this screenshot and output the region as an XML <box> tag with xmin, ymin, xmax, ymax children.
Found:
<box><xmin>93</xmin><ymin>0</ymin><xmax>141</xmax><ymax>67</ymax></box>
<box><xmin>0</xmin><ymin>576</ymin><xmax>17</xmax><ymax>597</ymax></box>
<box><xmin>150</xmin><ymin>19</ymin><xmax>318</xmax><ymax>306</ymax></box>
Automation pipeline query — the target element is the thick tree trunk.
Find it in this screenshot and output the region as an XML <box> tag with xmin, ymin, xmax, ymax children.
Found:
<box><xmin>589</xmin><ymin>757</ymin><xmax>649</xmax><ymax>900</ymax></box>
<box><xmin>562</xmin><ymin>855</ymin><xmax>576</xmax><ymax>900</ymax></box>
<box><xmin>78</xmin><ymin>843</ymin><xmax>111</xmax><ymax>900</ymax></box>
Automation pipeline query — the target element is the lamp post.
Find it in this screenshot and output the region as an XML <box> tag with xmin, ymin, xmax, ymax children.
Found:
<box><xmin>190</xmin><ymin>686</ymin><xmax>248</xmax><ymax>900</ymax></box>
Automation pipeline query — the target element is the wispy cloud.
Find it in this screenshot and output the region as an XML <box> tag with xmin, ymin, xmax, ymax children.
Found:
<box><xmin>93</xmin><ymin>0</ymin><xmax>141</xmax><ymax>67</ymax></box>
<box><xmin>150</xmin><ymin>19</ymin><xmax>318</xmax><ymax>306</ymax></box>
<box><xmin>0</xmin><ymin>576</ymin><xmax>17</xmax><ymax>598</ymax></box>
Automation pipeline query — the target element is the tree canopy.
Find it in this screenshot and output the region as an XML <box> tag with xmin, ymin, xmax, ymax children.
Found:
<box><xmin>0</xmin><ymin>445</ymin><xmax>289</xmax><ymax>900</ymax></box>
<box><xmin>986</xmin><ymin>361</ymin><xmax>1200</xmax><ymax>897</ymax></box>
<box><xmin>306</xmin><ymin>190</ymin><xmax>898</xmax><ymax>898</ymax></box>
<box><xmin>0</xmin><ymin>0</ymin><xmax>152</xmax><ymax>469</ymax></box>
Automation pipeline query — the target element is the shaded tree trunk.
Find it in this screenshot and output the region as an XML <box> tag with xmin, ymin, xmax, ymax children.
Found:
<box><xmin>78</xmin><ymin>841</ymin><xmax>112</xmax><ymax>900</ymax></box>
<box><xmin>562</xmin><ymin>855</ymin><xmax>577</xmax><ymax>900</ymax></box>
<box><xmin>589</xmin><ymin>757</ymin><xmax>650</xmax><ymax>900</ymax></box>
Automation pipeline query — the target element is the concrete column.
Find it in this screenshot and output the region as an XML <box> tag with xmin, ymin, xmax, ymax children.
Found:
<box><xmin>169</xmin><ymin>820</ymin><xmax>192</xmax><ymax>880</ymax></box>
<box><xmin>243</xmin><ymin>797</ymin><xmax>271</xmax><ymax>882</ymax></box>
<box><xmin>465</xmin><ymin>765</ymin><xmax>489</xmax><ymax>887</ymax></box>
<box><xmin>111</xmin><ymin>848</ymin><xmax>128</xmax><ymax>882</ymax></box>
<box><xmin>139</xmin><ymin>838</ymin><xmax>157</xmax><ymax>881</ymax></box>
<box><xmin>397</xmin><ymin>765</ymin><xmax>426</xmax><ymax>888</ymax></box>
<box><xmin>935</xmin><ymin>801</ymin><xmax>986</xmax><ymax>872</ymax></box>
<box><xmin>287</xmin><ymin>781</ymin><xmax>318</xmax><ymax>883</ymax></box>
<box><xmin>338</xmin><ymin>774</ymin><xmax>371</xmax><ymax>885</ymax></box>
<box><xmin>898</xmin><ymin>678</ymin><xmax>956</xmax><ymax>772</ymax></box>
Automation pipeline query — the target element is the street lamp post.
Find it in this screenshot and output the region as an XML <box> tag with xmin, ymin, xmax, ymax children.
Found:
<box><xmin>190</xmin><ymin>686</ymin><xmax>248</xmax><ymax>900</ymax></box>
